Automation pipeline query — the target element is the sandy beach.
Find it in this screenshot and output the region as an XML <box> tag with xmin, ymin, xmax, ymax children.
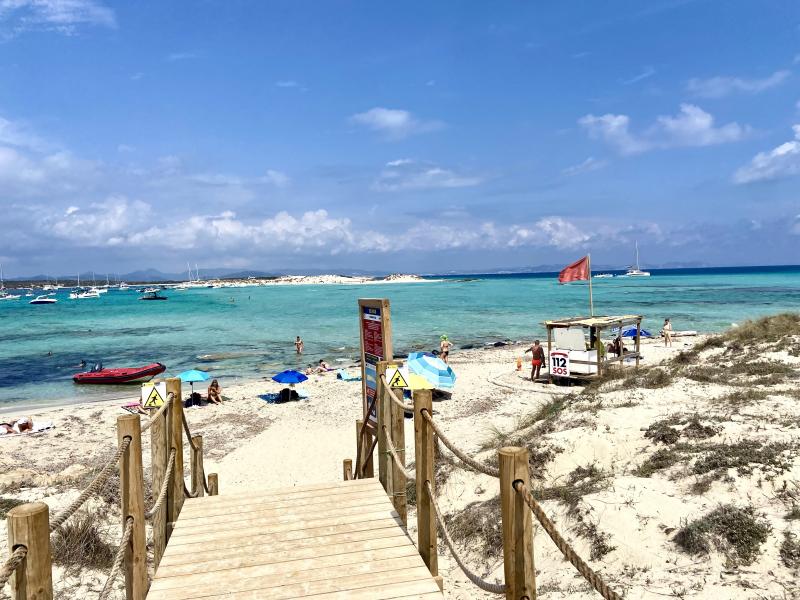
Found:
<box><xmin>2</xmin><ymin>322</ymin><xmax>800</xmax><ymax>599</ymax></box>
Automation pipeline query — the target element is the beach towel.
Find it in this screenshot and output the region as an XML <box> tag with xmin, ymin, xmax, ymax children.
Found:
<box><xmin>336</xmin><ymin>369</ymin><xmax>362</xmax><ymax>382</ymax></box>
<box><xmin>0</xmin><ymin>420</ymin><xmax>54</xmax><ymax>438</ymax></box>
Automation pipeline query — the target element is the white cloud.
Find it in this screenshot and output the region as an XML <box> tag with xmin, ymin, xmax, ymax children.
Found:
<box><xmin>373</xmin><ymin>159</ymin><xmax>482</xmax><ymax>191</ymax></box>
<box><xmin>509</xmin><ymin>217</ymin><xmax>591</xmax><ymax>250</ymax></box>
<box><xmin>562</xmin><ymin>156</ymin><xmax>608</xmax><ymax>176</ymax></box>
<box><xmin>0</xmin><ymin>0</ymin><xmax>115</xmax><ymax>37</ymax></box>
<box><xmin>733</xmin><ymin>124</ymin><xmax>800</xmax><ymax>184</ymax></box>
<box><xmin>117</xmin><ymin>144</ymin><xmax>134</xmax><ymax>153</ymax></box>
<box><xmin>350</xmin><ymin>108</ymin><xmax>444</xmax><ymax>140</ymax></box>
<box><xmin>263</xmin><ymin>169</ymin><xmax>290</xmax><ymax>187</ymax></box>
<box><xmin>686</xmin><ymin>70</ymin><xmax>790</xmax><ymax>98</ymax></box>
<box><xmin>579</xmin><ymin>104</ymin><xmax>747</xmax><ymax>155</ymax></box>
<box><xmin>275</xmin><ymin>80</ymin><xmax>298</xmax><ymax>88</ymax></box>
<box><xmin>0</xmin><ymin>115</ymin><xmax>50</xmax><ymax>151</ymax></box>
<box><xmin>622</xmin><ymin>65</ymin><xmax>655</xmax><ymax>85</ymax></box>
<box><xmin>166</xmin><ymin>52</ymin><xmax>197</xmax><ymax>62</ymax></box>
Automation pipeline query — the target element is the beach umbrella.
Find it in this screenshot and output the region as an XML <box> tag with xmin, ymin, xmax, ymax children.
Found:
<box><xmin>621</xmin><ymin>327</ymin><xmax>654</xmax><ymax>338</ymax></box>
<box><xmin>272</xmin><ymin>370</ymin><xmax>308</xmax><ymax>385</ymax></box>
<box><xmin>178</xmin><ymin>369</ymin><xmax>211</xmax><ymax>395</ymax></box>
<box><xmin>406</xmin><ymin>352</ymin><xmax>456</xmax><ymax>389</ymax></box>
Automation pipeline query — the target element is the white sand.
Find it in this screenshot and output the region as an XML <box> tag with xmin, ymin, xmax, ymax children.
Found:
<box><xmin>2</xmin><ymin>334</ymin><xmax>799</xmax><ymax>599</ymax></box>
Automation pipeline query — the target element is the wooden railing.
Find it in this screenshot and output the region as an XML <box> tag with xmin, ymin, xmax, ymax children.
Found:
<box><xmin>2</xmin><ymin>377</ymin><xmax>218</xmax><ymax>600</ymax></box>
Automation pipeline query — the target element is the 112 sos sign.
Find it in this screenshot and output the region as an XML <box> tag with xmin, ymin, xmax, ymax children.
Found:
<box><xmin>549</xmin><ymin>351</ymin><xmax>570</xmax><ymax>377</ymax></box>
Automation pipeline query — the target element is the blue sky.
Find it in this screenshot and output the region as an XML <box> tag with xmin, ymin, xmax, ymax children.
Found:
<box><xmin>1</xmin><ymin>0</ymin><xmax>799</xmax><ymax>275</ymax></box>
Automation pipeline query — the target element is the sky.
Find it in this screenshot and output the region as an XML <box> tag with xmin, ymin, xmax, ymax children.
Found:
<box><xmin>1</xmin><ymin>0</ymin><xmax>799</xmax><ymax>276</ymax></box>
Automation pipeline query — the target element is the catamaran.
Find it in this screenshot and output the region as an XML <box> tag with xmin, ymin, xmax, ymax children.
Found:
<box><xmin>623</xmin><ymin>242</ymin><xmax>651</xmax><ymax>277</ymax></box>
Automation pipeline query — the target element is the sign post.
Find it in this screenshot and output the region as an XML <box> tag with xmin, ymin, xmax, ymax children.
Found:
<box><xmin>358</xmin><ymin>299</ymin><xmax>393</xmax><ymax>478</ymax></box>
<box><xmin>549</xmin><ymin>350</ymin><xmax>570</xmax><ymax>378</ymax></box>
<box><xmin>141</xmin><ymin>381</ymin><xmax>168</xmax><ymax>408</ymax></box>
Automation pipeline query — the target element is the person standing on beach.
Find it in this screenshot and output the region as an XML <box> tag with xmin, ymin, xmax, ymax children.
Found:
<box><xmin>440</xmin><ymin>335</ymin><xmax>453</xmax><ymax>363</ymax></box>
<box><xmin>662</xmin><ymin>319</ymin><xmax>673</xmax><ymax>347</ymax></box>
<box><xmin>525</xmin><ymin>340</ymin><xmax>546</xmax><ymax>381</ymax></box>
<box><xmin>295</xmin><ymin>336</ymin><xmax>304</xmax><ymax>354</ymax></box>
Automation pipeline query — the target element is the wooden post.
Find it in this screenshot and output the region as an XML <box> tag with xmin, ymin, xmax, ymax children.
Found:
<box><xmin>546</xmin><ymin>325</ymin><xmax>553</xmax><ymax>384</ymax></box>
<box><xmin>342</xmin><ymin>459</ymin><xmax>353</xmax><ymax>481</ymax></box>
<box><xmin>355</xmin><ymin>420</ymin><xmax>364</xmax><ymax>478</ymax></box>
<box><xmin>498</xmin><ymin>446</ymin><xmax>536</xmax><ymax>600</ymax></box>
<box><xmin>208</xmin><ymin>473</ymin><xmax>219</xmax><ymax>496</ymax></box>
<box><xmin>148</xmin><ymin>401</ymin><xmax>169</xmax><ymax>570</ymax></box>
<box><xmin>117</xmin><ymin>415</ymin><xmax>148</xmax><ymax>600</ymax></box>
<box><xmin>191</xmin><ymin>435</ymin><xmax>205</xmax><ymax>498</ymax></box>
<box><xmin>389</xmin><ymin>364</ymin><xmax>407</xmax><ymax>525</ymax></box>
<box><xmin>413</xmin><ymin>389</ymin><xmax>437</xmax><ymax>576</ymax></box>
<box><xmin>165</xmin><ymin>378</ymin><xmax>184</xmax><ymax>536</ymax></box>
<box><xmin>6</xmin><ymin>502</ymin><xmax>53</xmax><ymax>600</ymax></box>
<box><xmin>635</xmin><ymin>319</ymin><xmax>641</xmax><ymax>368</ymax></box>
<box><xmin>376</xmin><ymin>361</ymin><xmax>390</xmax><ymax>492</ymax></box>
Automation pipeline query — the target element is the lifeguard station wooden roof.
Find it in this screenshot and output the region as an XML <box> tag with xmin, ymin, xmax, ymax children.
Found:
<box><xmin>544</xmin><ymin>314</ymin><xmax>642</xmax><ymax>328</ymax></box>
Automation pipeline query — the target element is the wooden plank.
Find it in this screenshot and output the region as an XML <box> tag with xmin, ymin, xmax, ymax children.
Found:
<box><xmin>180</xmin><ymin>478</ymin><xmax>378</xmax><ymax>505</ymax></box>
<box><xmin>156</xmin><ymin>534</ymin><xmax>415</xmax><ymax>578</ymax></box>
<box><xmin>172</xmin><ymin>502</ymin><xmax>396</xmax><ymax>535</ymax></box>
<box><xmin>177</xmin><ymin>487</ymin><xmax>389</xmax><ymax>520</ymax></box>
<box><xmin>159</xmin><ymin>523</ymin><xmax>406</xmax><ymax>566</ymax></box>
<box><xmin>166</xmin><ymin>510</ymin><xmax>403</xmax><ymax>546</ymax></box>
<box><xmin>148</xmin><ymin>548</ymin><xmax>420</xmax><ymax>593</ymax></box>
<box><xmin>148</xmin><ymin>559</ymin><xmax>437</xmax><ymax>599</ymax></box>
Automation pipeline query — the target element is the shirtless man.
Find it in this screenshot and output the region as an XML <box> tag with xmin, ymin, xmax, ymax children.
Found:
<box><xmin>439</xmin><ymin>335</ymin><xmax>453</xmax><ymax>364</ymax></box>
<box><xmin>524</xmin><ymin>340</ymin><xmax>546</xmax><ymax>381</ymax></box>
<box><xmin>295</xmin><ymin>336</ymin><xmax>304</xmax><ymax>354</ymax></box>
<box><xmin>662</xmin><ymin>318</ymin><xmax>673</xmax><ymax>348</ymax></box>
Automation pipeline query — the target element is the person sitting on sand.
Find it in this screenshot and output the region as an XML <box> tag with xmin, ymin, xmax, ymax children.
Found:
<box><xmin>295</xmin><ymin>336</ymin><xmax>304</xmax><ymax>354</ymax></box>
<box><xmin>439</xmin><ymin>335</ymin><xmax>453</xmax><ymax>364</ymax></box>
<box><xmin>608</xmin><ymin>335</ymin><xmax>627</xmax><ymax>356</ymax></box>
<box><xmin>0</xmin><ymin>417</ymin><xmax>33</xmax><ymax>435</ymax></box>
<box><xmin>662</xmin><ymin>318</ymin><xmax>673</xmax><ymax>347</ymax></box>
<box><xmin>207</xmin><ymin>379</ymin><xmax>223</xmax><ymax>405</ymax></box>
<box><xmin>524</xmin><ymin>340</ymin><xmax>546</xmax><ymax>381</ymax></box>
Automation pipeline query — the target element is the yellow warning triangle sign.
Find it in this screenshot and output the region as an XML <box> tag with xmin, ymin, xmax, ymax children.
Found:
<box><xmin>143</xmin><ymin>386</ymin><xmax>165</xmax><ymax>408</ymax></box>
<box><xmin>389</xmin><ymin>369</ymin><xmax>409</xmax><ymax>389</ymax></box>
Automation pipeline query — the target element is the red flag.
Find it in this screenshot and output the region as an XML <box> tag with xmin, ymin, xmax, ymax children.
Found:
<box><xmin>558</xmin><ymin>255</ymin><xmax>590</xmax><ymax>284</ymax></box>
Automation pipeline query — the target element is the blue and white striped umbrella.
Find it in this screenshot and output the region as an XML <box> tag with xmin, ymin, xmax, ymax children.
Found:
<box><xmin>407</xmin><ymin>352</ymin><xmax>456</xmax><ymax>389</ymax></box>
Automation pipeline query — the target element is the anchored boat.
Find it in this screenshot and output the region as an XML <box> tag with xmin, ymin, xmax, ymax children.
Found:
<box><xmin>73</xmin><ymin>362</ymin><xmax>166</xmax><ymax>384</ymax></box>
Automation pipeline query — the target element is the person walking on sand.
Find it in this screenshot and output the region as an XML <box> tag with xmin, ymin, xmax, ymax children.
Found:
<box><xmin>524</xmin><ymin>340</ymin><xmax>546</xmax><ymax>381</ymax></box>
<box><xmin>295</xmin><ymin>336</ymin><xmax>304</xmax><ymax>354</ymax></box>
<box><xmin>439</xmin><ymin>335</ymin><xmax>453</xmax><ymax>363</ymax></box>
<box><xmin>662</xmin><ymin>318</ymin><xmax>673</xmax><ymax>347</ymax></box>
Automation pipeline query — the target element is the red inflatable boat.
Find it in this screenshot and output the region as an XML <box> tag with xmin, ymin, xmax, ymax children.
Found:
<box><xmin>73</xmin><ymin>363</ymin><xmax>166</xmax><ymax>384</ymax></box>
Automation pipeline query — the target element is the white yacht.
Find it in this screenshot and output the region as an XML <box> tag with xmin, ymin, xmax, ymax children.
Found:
<box><xmin>0</xmin><ymin>264</ymin><xmax>21</xmax><ymax>300</ymax></box>
<box><xmin>623</xmin><ymin>242</ymin><xmax>651</xmax><ymax>277</ymax></box>
<box><xmin>593</xmin><ymin>273</ymin><xmax>614</xmax><ymax>279</ymax></box>
<box><xmin>30</xmin><ymin>295</ymin><xmax>58</xmax><ymax>304</ymax></box>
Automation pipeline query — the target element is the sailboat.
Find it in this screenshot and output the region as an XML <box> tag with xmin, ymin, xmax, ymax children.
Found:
<box><xmin>70</xmin><ymin>275</ymin><xmax>100</xmax><ymax>299</ymax></box>
<box><xmin>623</xmin><ymin>242</ymin><xmax>651</xmax><ymax>277</ymax></box>
<box><xmin>0</xmin><ymin>264</ymin><xmax>21</xmax><ymax>300</ymax></box>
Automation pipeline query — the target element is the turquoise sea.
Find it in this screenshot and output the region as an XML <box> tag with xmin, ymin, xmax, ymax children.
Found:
<box><xmin>2</xmin><ymin>266</ymin><xmax>799</xmax><ymax>409</ymax></box>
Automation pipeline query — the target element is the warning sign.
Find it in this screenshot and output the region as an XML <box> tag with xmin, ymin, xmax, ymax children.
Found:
<box><xmin>385</xmin><ymin>366</ymin><xmax>409</xmax><ymax>389</ymax></box>
<box><xmin>141</xmin><ymin>382</ymin><xmax>167</xmax><ymax>408</ymax></box>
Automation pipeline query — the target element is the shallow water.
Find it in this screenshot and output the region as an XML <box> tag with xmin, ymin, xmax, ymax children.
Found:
<box><xmin>2</xmin><ymin>266</ymin><xmax>799</xmax><ymax>408</ymax></box>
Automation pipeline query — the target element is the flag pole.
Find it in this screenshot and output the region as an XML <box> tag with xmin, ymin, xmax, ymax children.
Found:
<box><xmin>588</xmin><ymin>253</ymin><xmax>594</xmax><ymax>316</ymax></box>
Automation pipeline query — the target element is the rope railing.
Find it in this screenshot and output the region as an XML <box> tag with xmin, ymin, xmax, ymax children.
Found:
<box><xmin>0</xmin><ymin>546</ymin><xmax>28</xmax><ymax>589</ymax></box>
<box><xmin>424</xmin><ymin>481</ymin><xmax>506</xmax><ymax>595</ymax></box>
<box><xmin>145</xmin><ymin>448</ymin><xmax>175</xmax><ymax>520</ymax></box>
<box><xmin>420</xmin><ymin>409</ymin><xmax>500</xmax><ymax>478</ymax></box>
<box><xmin>98</xmin><ymin>517</ymin><xmax>134</xmax><ymax>600</ymax></box>
<box><xmin>49</xmin><ymin>436</ymin><xmax>132</xmax><ymax>533</ymax></box>
<box><xmin>381</xmin><ymin>425</ymin><xmax>415</xmax><ymax>479</ymax></box>
<box><xmin>181</xmin><ymin>412</ymin><xmax>211</xmax><ymax>495</ymax></box>
<box><xmin>514</xmin><ymin>481</ymin><xmax>623</xmax><ymax>600</ymax></box>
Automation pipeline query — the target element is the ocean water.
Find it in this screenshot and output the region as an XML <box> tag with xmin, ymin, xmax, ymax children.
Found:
<box><xmin>1</xmin><ymin>266</ymin><xmax>799</xmax><ymax>409</ymax></box>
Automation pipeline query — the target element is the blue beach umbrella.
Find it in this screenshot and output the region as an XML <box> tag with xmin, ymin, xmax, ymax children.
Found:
<box><xmin>407</xmin><ymin>352</ymin><xmax>456</xmax><ymax>390</ymax></box>
<box><xmin>178</xmin><ymin>369</ymin><xmax>211</xmax><ymax>395</ymax></box>
<box><xmin>272</xmin><ymin>370</ymin><xmax>309</xmax><ymax>385</ymax></box>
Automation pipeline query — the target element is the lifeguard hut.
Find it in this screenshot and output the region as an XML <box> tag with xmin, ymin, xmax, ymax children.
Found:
<box><xmin>544</xmin><ymin>314</ymin><xmax>643</xmax><ymax>382</ymax></box>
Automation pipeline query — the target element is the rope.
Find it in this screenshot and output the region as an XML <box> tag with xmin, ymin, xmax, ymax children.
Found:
<box><xmin>50</xmin><ymin>437</ymin><xmax>131</xmax><ymax>533</ymax></box>
<box><xmin>98</xmin><ymin>517</ymin><xmax>134</xmax><ymax>600</ymax></box>
<box><xmin>424</xmin><ymin>481</ymin><xmax>506</xmax><ymax>595</ymax></box>
<box><xmin>183</xmin><ymin>482</ymin><xmax>201</xmax><ymax>498</ymax></box>
<box><xmin>0</xmin><ymin>546</ymin><xmax>27</xmax><ymax>589</ymax></box>
<box><xmin>379</xmin><ymin>374</ymin><xmax>414</xmax><ymax>412</ymax></box>
<box><xmin>421</xmin><ymin>409</ymin><xmax>500</xmax><ymax>478</ymax></box>
<box><xmin>353</xmin><ymin>393</ymin><xmax>379</xmax><ymax>479</ymax></box>
<box><xmin>145</xmin><ymin>449</ymin><xmax>175</xmax><ymax>519</ymax></box>
<box><xmin>514</xmin><ymin>481</ymin><xmax>623</xmax><ymax>600</ymax></box>
<box><xmin>181</xmin><ymin>413</ymin><xmax>211</xmax><ymax>494</ymax></box>
<box><xmin>141</xmin><ymin>395</ymin><xmax>171</xmax><ymax>433</ymax></box>
<box><xmin>382</xmin><ymin>425</ymin><xmax>415</xmax><ymax>479</ymax></box>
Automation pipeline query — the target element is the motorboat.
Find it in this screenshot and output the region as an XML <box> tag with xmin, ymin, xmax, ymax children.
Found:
<box><xmin>593</xmin><ymin>273</ymin><xmax>614</xmax><ymax>279</ymax></box>
<box><xmin>73</xmin><ymin>362</ymin><xmax>166</xmax><ymax>384</ymax></box>
<box><xmin>140</xmin><ymin>289</ymin><xmax>168</xmax><ymax>300</ymax></box>
<box><xmin>623</xmin><ymin>242</ymin><xmax>650</xmax><ymax>277</ymax></box>
<box><xmin>118</xmin><ymin>282</ymin><xmax>130</xmax><ymax>291</ymax></box>
<box><xmin>70</xmin><ymin>289</ymin><xmax>100</xmax><ymax>299</ymax></box>
<box><xmin>29</xmin><ymin>295</ymin><xmax>57</xmax><ymax>304</ymax></box>
<box><xmin>0</xmin><ymin>264</ymin><xmax>20</xmax><ymax>300</ymax></box>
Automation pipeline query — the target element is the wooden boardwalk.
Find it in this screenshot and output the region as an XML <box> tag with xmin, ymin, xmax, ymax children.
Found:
<box><xmin>147</xmin><ymin>478</ymin><xmax>444</xmax><ymax>599</ymax></box>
